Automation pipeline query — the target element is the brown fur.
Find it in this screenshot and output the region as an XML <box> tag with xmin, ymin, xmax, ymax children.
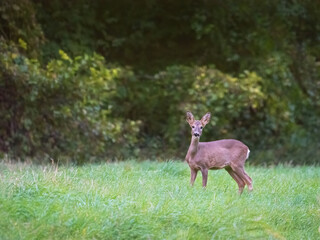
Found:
<box><xmin>185</xmin><ymin>111</ymin><xmax>253</xmax><ymax>194</ymax></box>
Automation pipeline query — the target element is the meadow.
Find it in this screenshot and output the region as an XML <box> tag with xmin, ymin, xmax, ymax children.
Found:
<box><xmin>0</xmin><ymin>160</ymin><xmax>319</xmax><ymax>240</ymax></box>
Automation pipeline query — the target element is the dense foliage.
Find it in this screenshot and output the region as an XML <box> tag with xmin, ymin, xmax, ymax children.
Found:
<box><xmin>1</xmin><ymin>0</ymin><xmax>320</xmax><ymax>164</ymax></box>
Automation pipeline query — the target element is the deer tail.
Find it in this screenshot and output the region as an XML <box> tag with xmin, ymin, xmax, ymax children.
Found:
<box><xmin>246</xmin><ymin>149</ymin><xmax>250</xmax><ymax>159</ymax></box>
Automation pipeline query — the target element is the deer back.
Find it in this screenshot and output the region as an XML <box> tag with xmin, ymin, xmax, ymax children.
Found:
<box><xmin>192</xmin><ymin>139</ymin><xmax>249</xmax><ymax>169</ymax></box>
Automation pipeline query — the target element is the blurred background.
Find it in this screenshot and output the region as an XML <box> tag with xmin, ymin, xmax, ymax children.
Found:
<box><xmin>0</xmin><ymin>0</ymin><xmax>319</xmax><ymax>164</ymax></box>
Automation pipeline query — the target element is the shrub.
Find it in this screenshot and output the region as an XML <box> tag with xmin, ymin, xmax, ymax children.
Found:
<box><xmin>0</xmin><ymin>41</ymin><xmax>140</xmax><ymax>162</ymax></box>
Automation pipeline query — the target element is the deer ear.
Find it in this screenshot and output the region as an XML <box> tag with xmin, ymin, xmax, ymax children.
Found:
<box><xmin>186</xmin><ymin>111</ymin><xmax>195</xmax><ymax>125</ymax></box>
<box><xmin>201</xmin><ymin>112</ymin><xmax>211</xmax><ymax>126</ymax></box>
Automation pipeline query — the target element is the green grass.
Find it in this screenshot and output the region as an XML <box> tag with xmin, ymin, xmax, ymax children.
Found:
<box><xmin>0</xmin><ymin>160</ymin><xmax>319</xmax><ymax>240</ymax></box>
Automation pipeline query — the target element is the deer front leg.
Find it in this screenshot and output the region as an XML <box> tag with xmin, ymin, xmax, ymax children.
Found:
<box><xmin>190</xmin><ymin>168</ymin><xmax>198</xmax><ymax>186</ymax></box>
<box><xmin>201</xmin><ymin>168</ymin><xmax>208</xmax><ymax>187</ymax></box>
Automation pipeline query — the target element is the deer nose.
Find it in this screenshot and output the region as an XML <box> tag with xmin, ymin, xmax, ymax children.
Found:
<box><xmin>194</xmin><ymin>133</ymin><xmax>200</xmax><ymax>137</ymax></box>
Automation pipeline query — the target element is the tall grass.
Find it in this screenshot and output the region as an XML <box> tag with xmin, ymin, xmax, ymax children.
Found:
<box><xmin>0</xmin><ymin>160</ymin><xmax>319</xmax><ymax>239</ymax></box>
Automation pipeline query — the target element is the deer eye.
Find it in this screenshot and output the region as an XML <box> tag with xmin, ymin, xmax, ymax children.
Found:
<box><xmin>200</xmin><ymin>126</ymin><xmax>203</xmax><ymax>129</ymax></box>
<box><xmin>192</xmin><ymin>126</ymin><xmax>195</xmax><ymax>129</ymax></box>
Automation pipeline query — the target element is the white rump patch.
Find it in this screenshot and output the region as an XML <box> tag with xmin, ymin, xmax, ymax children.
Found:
<box><xmin>246</xmin><ymin>149</ymin><xmax>250</xmax><ymax>159</ymax></box>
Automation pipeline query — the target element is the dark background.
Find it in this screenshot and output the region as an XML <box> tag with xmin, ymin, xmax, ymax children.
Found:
<box><xmin>1</xmin><ymin>0</ymin><xmax>320</xmax><ymax>164</ymax></box>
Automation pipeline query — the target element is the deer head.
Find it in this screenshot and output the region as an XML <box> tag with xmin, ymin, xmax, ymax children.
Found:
<box><xmin>186</xmin><ymin>112</ymin><xmax>211</xmax><ymax>138</ymax></box>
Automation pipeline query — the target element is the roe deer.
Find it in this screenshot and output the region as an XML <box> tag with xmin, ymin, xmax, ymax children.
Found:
<box><xmin>185</xmin><ymin>111</ymin><xmax>253</xmax><ymax>194</ymax></box>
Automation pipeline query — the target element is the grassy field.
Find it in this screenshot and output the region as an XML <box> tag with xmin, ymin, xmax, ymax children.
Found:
<box><xmin>0</xmin><ymin>160</ymin><xmax>319</xmax><ymax>240</ymax></box>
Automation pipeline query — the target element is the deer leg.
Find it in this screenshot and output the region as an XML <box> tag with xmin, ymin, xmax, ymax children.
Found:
<box><xmin>190</xmin><ymin>168</ymin><xmax>198</xmax><ymax>186</ymax></box>
<box><xmin>200</xmin><ymin>168</ymin><xmax>208</xmax><ymax>187</ymax></box>
<box><xmin>232</xmin><ymin>166</ymin><xmax>253</xmax><ymax>192</ymax></box>
<box><xmin>225</xmin><ymin>167</ymin><xmax>245</xmax><ymax>194</ymax></box>
<box><xmin>242</xmin><ymin>169</ymin><xmax>253</xmax><ymax>192</ymax></box>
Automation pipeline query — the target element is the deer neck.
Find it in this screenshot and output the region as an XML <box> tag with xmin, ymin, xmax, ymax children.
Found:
<box><xmin>187</xmin><ymin>136</ymin><xmax>200</xmax><ymax>158</ymax></box>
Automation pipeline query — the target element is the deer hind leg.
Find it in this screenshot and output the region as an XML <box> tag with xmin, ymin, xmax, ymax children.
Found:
<box><xmin>242</xmin><ymin>169</ymin><xmax>253</xmax><ymax>192</ymax></box>
<box><xmin>190</xmin><ymin>168</ymin><xmax>198</xmax><ymax>186</ymax></box>
<box><xmin>232</xmin><ymin>166</ymin><xmax>253</xmax><ymax>192</ymax></box>
<box><xmin>225</xmin><ymin>167</ymin><xmax>245</xmax><ymax>194</ymax></box>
